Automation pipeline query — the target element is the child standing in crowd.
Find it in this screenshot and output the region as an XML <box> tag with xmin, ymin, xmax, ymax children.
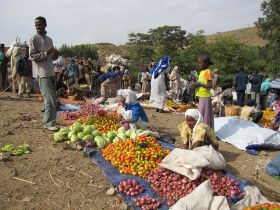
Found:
<box><xmin>122</xmin><ymin>69</ymin><xmax>131</xmax><ymax>89</ymax></box>
<box><xmin>142</xmin><ymin>67</ymin><xmax>151</xmax><ymax>93</ymax></box>
<box><xmin>16</xmin><ymin>47</ymin><xmax>32</xmax><ymax>97</ymax></box>
<box><xmin>192</xmin><ymin>55</ymin><xmax>214</xmax><ymax>129</ymax></box>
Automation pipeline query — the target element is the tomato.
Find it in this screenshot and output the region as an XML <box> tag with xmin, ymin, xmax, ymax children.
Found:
<box><xmin>102</xmin><ymin>136</ymin><xmax>170</xmax><ymax>177</ymax></box>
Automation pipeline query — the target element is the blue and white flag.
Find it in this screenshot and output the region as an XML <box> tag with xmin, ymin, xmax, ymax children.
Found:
<box><xmin>151</xmin><ymin>55</ymin><xmax>171</xmax><ymax>79</ymax></box>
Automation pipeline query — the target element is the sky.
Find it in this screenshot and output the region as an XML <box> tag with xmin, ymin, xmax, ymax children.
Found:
<box><xmin>0</xmin><ymin>0</ymin><xmax>264</xmax><ymax>48</ymax></box>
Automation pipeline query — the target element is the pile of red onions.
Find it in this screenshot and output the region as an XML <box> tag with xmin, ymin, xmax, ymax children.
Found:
<box><xmin>61</xmin><ymin>111</ymin><xmax>81</xmax><ymax>120</ymax></box>
<box><xmin>146</xmin><ymin>168</ymin><xmax>243</xmax><ymax>206</ymax></box>
<box><xmin>117</xmin><ymin>179</ymin><xmax>145</xmax><ymax>197</ymax></box>
<box><xmin>61</xmin><ymin>104</ymin><xmax>106</xmax><ymax>120</ymax></box>
<box><xmin>199</xmin><ymin>168</ymin><xmax>243</xmax><ymax>198</ymax></box>
<box><xmin>134</xmin><ymin>195</ymin><xmax>161</xmax><ymax>210</ymax></box>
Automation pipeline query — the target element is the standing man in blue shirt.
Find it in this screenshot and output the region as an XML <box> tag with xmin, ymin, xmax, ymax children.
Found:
<box><xmin>29</xmin><ymin>16</ymin><xmax>59</xmax><ymax>131</ymax></box>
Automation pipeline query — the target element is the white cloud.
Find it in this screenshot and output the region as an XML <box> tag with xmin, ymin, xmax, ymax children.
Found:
<box><xmin>0</xmin><ymin>0</ymin><xmax>264</xmax><ymax>47</ymax></box>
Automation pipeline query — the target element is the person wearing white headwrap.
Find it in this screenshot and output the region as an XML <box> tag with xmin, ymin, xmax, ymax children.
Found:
<box><xmin>117</xmin><ymin>89</ymin><xmax>149</xmax><ymax>130</ymax></box>
<box><xmin>178</xmin><ymin>109</ymin><xmax>219</xmax><ymax>150</ymax></box>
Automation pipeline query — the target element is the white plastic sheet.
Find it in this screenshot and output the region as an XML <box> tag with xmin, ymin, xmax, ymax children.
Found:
<box><xmin>214</xmin><ymin>117</ymin><xmax>280</xmax><ymax>151</ymax></box>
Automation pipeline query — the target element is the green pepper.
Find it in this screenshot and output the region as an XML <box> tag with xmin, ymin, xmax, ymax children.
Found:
<box><xmin>1</xmin><ymin>144</ymin><xmax>14</xmax><ymax>152</ymax></box>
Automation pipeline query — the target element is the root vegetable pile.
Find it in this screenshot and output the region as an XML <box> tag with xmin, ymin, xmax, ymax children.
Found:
<box><xmin>102</xmin><ymin>136</ymin><xmax>170</xmax><ymax>177</ymax></box>
<box><xmin>117</xmin><ymin>179</ymin><xmax>145</xmax><ymax>196</ymax></box>
<box><xmin>146</xmin><ymin>168</ymin><xmax>244</xmax><ymax>206</ymax></box>
<box><xmin>61</xmin><ymin>104</ymin><xmax>106</xmax><ymax>120</ymax></box>
<box><xmin>134</xmin><ymin>195</ymin><xmax>161</xmax><ymax>210</ymax></box>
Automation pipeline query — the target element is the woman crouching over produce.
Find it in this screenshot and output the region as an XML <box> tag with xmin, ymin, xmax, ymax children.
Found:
<box><xmin>178</xmin><ymin>109</ymin><xmax>219</xmax><ymax>150</ymax></box>
<box><xmin>118</xmin><ymin>89</ymin><xmax>150</xmax><ymax>130</ymax></box>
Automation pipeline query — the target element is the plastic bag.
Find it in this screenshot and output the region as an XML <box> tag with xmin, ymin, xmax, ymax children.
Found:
<box><xmin>266</xmin><ymin>154</ymin><xmax>280</xmax><ymax>176</ymax></box>
<box><xmin>138</xmin><ymin>130</ymin><xmax>160</xmax><ymax>138</ymax></box>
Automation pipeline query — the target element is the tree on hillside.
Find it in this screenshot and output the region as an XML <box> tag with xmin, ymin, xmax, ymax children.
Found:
<box><xmin>148</xmin><ymin>26</ymin><xmax>188</xmax><ymax>56</ymax></box>
<box><xmin>208</xmin><ymin>37</ymin><xmax>259</xmax><ymax>74</ymax></box>
<box><xmin>172</xmin><ymin>30</ymin><xmax>208</xmax><ymax>77</ymax></box>
<box><xmin>255</xmin><ymin>0</ymin><xmax>280</xmax><ymax>67</ymax></box>
<box><xmin>128</xmin><ymin>26</ymin><xmax>188</xmax><ymax>61</ymax></box>
<box><xmin>59</xmin><ymin>44</ymin><xmax>98</xmax><ymax>60</ymax></box>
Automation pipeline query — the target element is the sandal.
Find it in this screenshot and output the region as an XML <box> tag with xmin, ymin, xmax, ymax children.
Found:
<box><xmin>45</xmin><ymin>126</ymin><xmax>59</xmax><ymax>131</ymax></box>
<box><xmin>158</xmin><ymin>109</ymin><xmax>168</xmax><ymax>113</ymax></box>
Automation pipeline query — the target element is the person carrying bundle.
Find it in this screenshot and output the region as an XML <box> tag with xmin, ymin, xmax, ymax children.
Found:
<box><xmin>98</xmin><ymin>70</ymin><xmax>119</xmax><ymax>101</ymax></box>
<box><xmin>149</xmin><ymin>55</ymin><xmax>171</xmax><ymax>113</ymax></box>
<box><xmin>16</xmin><ymin>47</ymin><xmax>32</xmax><ymax>97</ymax></box>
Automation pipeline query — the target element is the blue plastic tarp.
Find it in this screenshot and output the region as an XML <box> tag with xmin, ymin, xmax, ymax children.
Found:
<box><xmin>266</xmin><ymin>153</ymin><xmax>280</xmax><ymax>176</ymax></box>
<box><xmin>59</xmin><ymin>103</ymin><xmax>81</xmax><ymax>112</ymax></box>
<box><xmin>85</xmin><ymin>140</ymin><xmax>249</xmax><ymax>209</ymax></box>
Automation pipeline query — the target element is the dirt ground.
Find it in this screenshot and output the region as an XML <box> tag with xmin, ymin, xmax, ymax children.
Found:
<box><xmin>0</xmin><ymin>92</ymin><xmax>279</xmax><ymax>210</ymax></box>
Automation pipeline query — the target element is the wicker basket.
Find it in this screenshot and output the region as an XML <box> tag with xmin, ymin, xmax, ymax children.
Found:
<box><xmin>225</xmin><ymin>105</ymin><xmax>241</xmax><ymax>117</ymax></box>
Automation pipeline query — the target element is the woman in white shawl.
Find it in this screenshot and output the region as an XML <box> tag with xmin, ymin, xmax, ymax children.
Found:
<box><xmin>178</xmin><ymin>109</ymin><xmax>219</xmax><ymax>150</ymax></box>
<box><xmin>118</xmin><ymin>89</ymin><xmax>149</xmax><ymax>130</ymax></box>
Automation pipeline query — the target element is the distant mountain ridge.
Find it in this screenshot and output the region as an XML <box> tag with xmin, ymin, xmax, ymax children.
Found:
<box><xmin>93</xmin><ymin>27</ymin><xmax>267</xmax><ymax>63</ymax></box>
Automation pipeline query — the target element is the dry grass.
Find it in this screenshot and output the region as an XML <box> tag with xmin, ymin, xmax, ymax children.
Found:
<box><xmin>206</xmin><ymin>27</ymin><xmax>267</xmax><ymax>46</ymax></box>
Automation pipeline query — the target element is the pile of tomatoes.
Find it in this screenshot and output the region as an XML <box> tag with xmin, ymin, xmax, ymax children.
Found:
<box><xmin>102</xmin><ymin>136</ymin><xmax>170</xmax><ymax>177</ymax></box>
<box><xmin>243</xmin><ymin>203</ymin><xmax>280</xmax><ymax>210</ymax></box>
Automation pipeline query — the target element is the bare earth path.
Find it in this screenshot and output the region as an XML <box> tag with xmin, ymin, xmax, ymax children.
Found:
<box><xmin>0</xmin><ymin>93</ymin><xmax>279</xmax><ymax>210</ymax></box>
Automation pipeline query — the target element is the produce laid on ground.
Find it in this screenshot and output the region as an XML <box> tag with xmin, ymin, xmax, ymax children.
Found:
<box><xmin>53</xmin><ymin>120</ymin><xmax>121</xmax><ymax>149</ymax></box>
<box><xmin>102</xmin><ymin>135</ymin><xmax>170</xmax><ymax>177</ymax></box>
<box><xmin>61</xmin><ymin>104</ymin><xmax>107</xmax><ymax>121</ymax></box>
<box><xmin>165</xmin><ymin>99</ymin><xmax>181</xmax><ymax>109</ymax></box>
<box><xmin>243</xmin><ymin>203</ymin><xmax>280</xmax><ymax>210</ymax></box>
<box><xmin>146</xmin><ymin>168</ymin><xmax>244</xmax><ymax>206</ymax></box>
<box><xmin>176</xmin><ymin>104</ymin><xmax>195</xmax><ymax>113</ymax></box>
<box><xmin>52</xmin><ymin>103</ymin><xmax>262</xmax><ymax>209</ymax></box>
<box><xmin>1</xmin><ymin>143</ymin><xmax>31</xmax><ymax>156</ymax></box>
<box><xmin>80</xmin><ymin>115</ymin><xmax>120</xmax><ymax>133</ymax></box>
<box><xmin>260</xmin><ymin>108</ymin><xmax>276</xmax><ymax>128</ymax></box>
<box><xmin>117</xmin><ymin>179</ymin><xmax>145</xmax><ymax>196</ymax></box>
<box><xmin>134</xmin><ymin>195</ymin><xmax>161</xmax><ymax>210</ymax></box>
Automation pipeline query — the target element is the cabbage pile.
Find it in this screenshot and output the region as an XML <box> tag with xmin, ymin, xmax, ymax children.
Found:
<box><xmin>53</xmin><ymin>123</ymin><xmax>147</xmax><ymax>149</ymax></box>
<box><xmin>111</xmin><ymin>127</ymin><xmax>145</xmax><ymax>143</ymax></box>
<box><xmin>53</xmin><ymin>123</ymin><xmax>116</xmax><ymax>148</ymax></box>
